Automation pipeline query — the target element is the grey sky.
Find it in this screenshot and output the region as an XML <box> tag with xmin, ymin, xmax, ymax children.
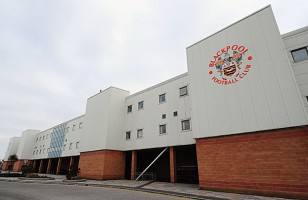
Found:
<box><xmin>1</xmin><ymin>0</ymin><xmax>307</xmax><ymax>159</ymax></box>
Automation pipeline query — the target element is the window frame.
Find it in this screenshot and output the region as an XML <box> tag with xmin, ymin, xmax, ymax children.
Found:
<box><xmin>291</xmin><ymin>47</ymin><xmax>308</xmax><ymax>63</ymax></box>
<box><xmin>179</xmin><ymin>86</ymin><xmax>188</xmax><ymax>97</ymax></box>
<box><xmin>181</xmin><ymin>119</ymin><xmax>191</xmax><ymax>131</ymax></box>
<box><xmin>159</xmin><ymin>124</ymin><xmax>167</xmax><ymax>134</ymax></box>
<box><xmin>127</xmin><ymin>105</ymin><xmax>133</xmax><ymax>113</ymax></box>
<box><xmin>126</xmin><ymin>131</ymin><xmax>131</xmax><ymax>140</ymax></box>
<box><xmin>137</xmin><ymin>129</ymin><xmax>143</xmax><ymax>138</ymax></box>
<box><xmin>138</xmin><ymin>101</ymin><xmax>144</xmax><ymax>110</ymax></box>
<box><xmin>76</xmin><ymin>142</ymin><xmax>80</xmax><ymax>149</ymax></box>
<box><xmin>159</xmin><ymin>93</ymin><xmax>166</xmax><ymax>103</ymax></box>
<box><xmin>79</xmin><ymin>122</ymin><xmax>83</xmax><ymax>129</ymax></box>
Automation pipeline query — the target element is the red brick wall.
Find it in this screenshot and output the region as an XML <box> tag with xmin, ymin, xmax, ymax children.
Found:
<box><xmin>1</xmin><ymin>161</ymin><xmax>9</xmax><ymax>171</ymax></box>
<box><xmin>196</xmin><ymin>126</ymin><xmax>308</xmax><ymax>199</ymax></box>
<box><xmin>13</xmin><ymin>160</ymin><xmax>24</xmax><ymax>172</ymax></box>
<box><xmin>78</xmin><ymin>150</ymin><xmax>125</xmax><ymax>180</ymax></box>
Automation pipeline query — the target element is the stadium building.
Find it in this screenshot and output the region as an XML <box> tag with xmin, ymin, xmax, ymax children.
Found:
<box><xmin>2</xmin><ymin>5</ymin><xmax>308</xmax><ymax>199</ymax></box>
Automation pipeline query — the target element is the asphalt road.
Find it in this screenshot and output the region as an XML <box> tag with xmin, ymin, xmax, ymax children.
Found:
<box><xmin>0</xmin><ymin>182</ymin><xmax>186</xmax><ymax>200</ymax></box>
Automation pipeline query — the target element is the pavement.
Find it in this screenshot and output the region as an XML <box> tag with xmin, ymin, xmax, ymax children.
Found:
<box><xmin>0</xmin><ymin>173</ymin><xmax>292</xmax><ymax>200</ymax></box>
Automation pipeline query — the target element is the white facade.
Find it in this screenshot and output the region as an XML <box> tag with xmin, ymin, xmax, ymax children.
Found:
<box><xmin>3</xmin><ymin>5</ymin><xmax>308</xmax><ymax>162</ymax></box>
<box><xmin>282</xmin><ymin>26</ymin><xmax>308</xmax><ymax>114</ymax></box>
<box><xmin>186</xmin><ymin>6</ymin><xmax>308</xmax><ymax>139</ymax></box>
<box><xmin>3</xmin><ymin>137</ymin><xmax>21</xmax><ymax>161</ymax></box>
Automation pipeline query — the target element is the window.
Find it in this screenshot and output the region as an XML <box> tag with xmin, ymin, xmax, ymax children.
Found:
<box><xmin>181</xmin><ymin>119</ymin><xmax>191</xmax><ymax>130</ymax></box>
<box><xmin>39</xmin><ymin>149</ymin><xmax>41</xmax><ymax>154</ymax></box>
<box><xmin>180</xmin><ymin>86</ymin><xmax>188</xmax><ymax>96</ymax></box>
<box><xmin>137</xmin><ymin>129</ymin><xmax>143</xmax><ymax>138</ymax></box>
<box><xmin>63</xmin><ymin>144</ymin><xmax>66</xmax><ymax>150</ymax></box>
<box><xmin>66</xmin><ymin>127</ymin><xmax>69</xmax><ymax>132</ymax></box>
<box><xmin>138</xmin><ymin>101</ymin><xmax>144</xmax><ymax>110</ymax></box>
<box><xmin>159</xmin><ymin>124</ymin><xmax>167</xmax><ymax>134</ymax></box>
<box><xmin>36</xmin><ymin>138</ymin><xmax>38</xmax><ymax>142</ymax></box>
<box><xmin>76</xmin><ymin>142</ymin><xmax>80</xmax><ymax>149</ymax></box>
<box><xmin>291</xmin><ymin>47</ymin><xmax>308</xmax><ymax>62</ymax></box>
<box><xmin>39</xmin><ymin>137</ymin><xmax>41</xmax><ymax>141</ymax></box>
<box><xmin>72</xmin><ymin>125</ymin><xmax>76</xmax><ymax>131</ymax></box>
<box><xmin>159</xmin><ymin>93</ymin><xmax>166</xmax><ymax>103</ymax></box>
<box><xmin>33</xmin><ymin>151</ymin><xmax>35</xmax><ymax>155</ymax></box>
<box><xmin>79</xmin><ymin>122</ymin><xmax>83</xmax><ymax>129</ymax></box>
<box><xmin>127</xmin><ymin>105</ymin><xmax>132</xmax><ymax>113</ymax></box>
<box><xmin>173</xmin><ymin>111</ymin><xmax>178</xmax><ymax>117</ymax></box>
<box><xmin>126</xmin><ymin>131</ymin><xmax>131</xmax><ymax>140</ymax></box>
<box><xmin>46</xmin><ymin>134</ymin><xmax>49</xmax><ymax>139</ymax></box>
<box><xmin>36</xmin><ymin>150</ymin><xmax>38</xmax><ymax>154</ymax></box>
<box><xmin>306</xmin><ymin>96</ymin><xmax>308</xmax><ymax>102</ymax></box>
<box><xmin>69</xmin><ymin>143</ymin><xmax>73</xmax><ymax>149</ymax></box>
<box><xmin>162</xmin><ymin>114</ymin><xmax>166</xmax><ymax>119</ymax></box>
<box><xmin>43</xmin><ymin>136</ymin><xmax>45</xmax><ymax>140</ymax></box>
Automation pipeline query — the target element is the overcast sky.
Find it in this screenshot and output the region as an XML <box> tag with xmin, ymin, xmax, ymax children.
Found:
<box><xmin>1</xmin><ymin>0</ymin><xmax>307</xmax><ymax>159</ymax></box>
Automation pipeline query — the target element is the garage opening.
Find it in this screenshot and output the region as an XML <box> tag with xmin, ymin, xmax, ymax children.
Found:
<box><xmin>136</xmin><ymin>147</ymin><xmax>170</xmax><ymax>182</ymax></box>
<box><xmin>175</xmin><ymin>145</ymin><xmax>199</xmax><ymax>184</ymax></box>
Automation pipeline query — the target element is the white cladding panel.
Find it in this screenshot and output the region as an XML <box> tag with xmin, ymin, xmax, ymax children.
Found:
<box><xmin>16</xmin><ymin>130</ymin><xmax>40</xmax><ymax>160</ymax></box>
<box><xmin>81</xmin><ymin>87</ymin><xmax>129</xmax><ymax>152</ymax></box>
<box><xmin>3</xmin><ymin>137</ymin><xmax>20</xmax><ymax>161</ymax></box>
<box><xmin>124</xmin><ymin>74</ymin><xmax>195</xmax><ymax>150</ymax></box>
<box><xmin>187</xmin><ymin>6</ymin><xmax>308</xmax><ymax>139</ymax></box>
<box><xmin>282</xmin><ymin>26</ymin><xmax>308</xmax><ymax>114</ymax></box>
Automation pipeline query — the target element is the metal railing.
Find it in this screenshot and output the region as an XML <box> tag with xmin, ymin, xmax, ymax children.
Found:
<box><xmin>134</xmin><ymin>172</ymin><xmax>156</xmax><ymax>181</ymax></box>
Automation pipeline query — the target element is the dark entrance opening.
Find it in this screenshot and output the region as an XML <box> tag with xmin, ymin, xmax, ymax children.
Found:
<box><xmin>41</xmin><ymin>159</ymin><xmax>48</xmax><ymax>173</ymax></box>
<box><xmin>50</xmin><ymin>158</ymin><xmax>58</xmax><ymax>174</ymax></box>
<box><xmin>137</xmin><ymin>147</ymin><xmax>170</xmax><ymax>182</ymax></box>
<box><xmin>125</xmin><ymin>151</ymin><xmax>132</xmax><ymax>180</ymax></box>
<box><xmin>175</xmin><ymin>145</ymin><xmax>199</xmax><ymax>184</ymax></box>
<box><xmin>59</xmin><ymin>157</ymin><xmax>70</xmax><ymax>175</ymax></box>
<box><xmin>34</xmin><ymin>160</ymin><xmax>40</xmax><ymax>172</ymax></box>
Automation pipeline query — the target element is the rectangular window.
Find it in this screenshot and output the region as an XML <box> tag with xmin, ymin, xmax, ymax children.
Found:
<box><xmin>79</xmin><ymin>122</ymin><xmax>83</xmax><ymax>129</ymax></box>
<box><xmin>126</xmin><ymin>131</ymin><xmax>131</xmax><ymax>140</ymax></box>
<box><xmin>63</xmin><ymin>144</ymin><xmax>66</xmax><ymax>150</ymax></box>
<box><xmin>181</xmin><ymin>119</ymin><xmax>191</xmax><ymax>130</ymax></box>
<box><xmin>43</xmin><ymin>136</ymin><xmax>45</xmax><ymax>140</ymax></box>
<box><xmin>46</xmin><ymin>134</ymin><xmax>49</xmax><ymax>139</ymax></box>
<box><xmin>159</xmin><ymin>124</ymin><xmax>167</xmax><ymax>134</ymax></box>
<box><xmin>180</xmin><ymin>86</ymin><xmax>188</xmax><ymax>96</ymax></box>
<box><xmin>137</xmin><ymin>129</ymin><xmax>143</xmax><ymax>138</ymax></box>
<box><xmin>36</xmin><ymin>138</ymin><xmax>38</xmax><ymax>142</ymax></box>
<box><xmin>39</xmin><ymin>149</ymin><xmax>41</xmax><ymax>154</ymax></box>
<box><xmin>36</xmin><ymin>150</ymin><xmax>38</xmax><ymax>154</ymax></box>
<box><xmin>66</xmin><ymin>127</ymin><xmax>69</xmax><ymax>132</ymax></box>
<box><xmin>69</xmin><ymin>143</ymin><xmax>73</xmax><ymax>149</ymax></box>
<box><xmin>33</xmin><ymin>151</ymin><xmax>35</xmax><ymax>155</ymax></box>
<box><xmin>76</xmin><ymin>142</ymin><xmax>80</xmax><ymax>149</ymax></box>
<box><xmin>162</xmin><ymin>114</ymin><xmax>166</xmax><ymax>119</ymax></box>
<box><xmin>173</xmin><ymin>111</ymin><xmax>178</xmax><ymax>117</ymax></box>
<box><xmin>138</xmin><ymin>101</ymin><xmax>144</xmax><ymax>110</ymax></box>
<box><xmin>39</xmin><ymin>137</ymin><xmax>41</xmax><ymax>141</ymax></box>
<box><xmin>72</xmin><ymin>125</ymin><xmax>76</xmax><ymax>131</ymax></box>
<box><xmin>127</xmin><ymin>105</ymin><xmax>132</xmax><ymax>113</ymax></box>
<box><xmin>306</xmin><ymin>96</ymin><xmax>308</xmax><ymax>102</ymax></box>
<box><xmin>159</xmin><ymin>93</ymin><xmax>166</xmax><ymax>103</ymax></box>
<box><xmin>291</xmin><ymin>47</ymin><xmax>308</xmax><ymax>62</ymax></box>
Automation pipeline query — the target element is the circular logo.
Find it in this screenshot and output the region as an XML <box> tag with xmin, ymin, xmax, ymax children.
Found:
<box><xmin>208</xmin><ymin>45</ymin><xmax>252</xmax><ymax>85</ymax></box>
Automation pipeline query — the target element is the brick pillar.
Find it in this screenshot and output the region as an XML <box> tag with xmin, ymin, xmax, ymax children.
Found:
<box><xmin>33</xmin><ymin>160</ymin><xmax>37</xmax><ymax>170</ymax></box>
<box><xmin>38</xmin><ymin>160</ymin><xmax>43</xmax><ymax>173</ymax></box>
<box><xmin>170</xmin><ymin>147</ymin><xmax>177</xmax><ymax>183</ymax></box>
<box><xmin>131</xmin><ymin>150</ymin><xmax>137</xmax><ymax>180</ymax></box>
<box><xmin>46</xmin><ymin>159</ymin><xmax>51</xmax><ymax>174</ymax></box>
<box><xmin>2</xmin><ymin>161</ymin><xmax>9</xmax><ymax>171</ymax></box>
<box><xmin>13</xmin><ymin>160</ymin><xmax>24</xmax><ymax>172</ymax></box>
<box><xmin>69</xmin><ymin>157</ymin><xmax>74</xmax><ymax>169</ymax></box>
<box><xmin>56</xmin><ymin>158</ymin><xmax>62</xmax><ymax>175</ymax></box>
